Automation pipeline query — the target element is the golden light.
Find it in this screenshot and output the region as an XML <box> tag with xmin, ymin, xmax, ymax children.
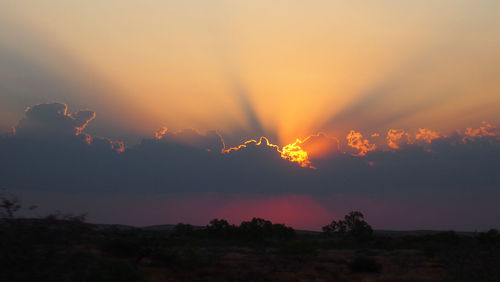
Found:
<box><xmin>222</xmin><ymin>136</ymin><xmax>280</xmax><ymax>154</ymax></box>
<box><xmin>281</xmin><ymin>139</ymin><xmax>313</xmax><ymax>168</ymax></box>
<box><xmin>346</xmin><ymin>130</ymin><xmax>376</xmax><ymax>156</ymax></box>
<box><xmin>223</xmin><ymin>136</ymin><xmax>314</xmax><ymax>168</ymax></box>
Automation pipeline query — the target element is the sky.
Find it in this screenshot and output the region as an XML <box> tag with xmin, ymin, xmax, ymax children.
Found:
<box><xmin>1</xmin><ymin>1</ymin><xmax>499</xmax><ymax>231</ymax></box>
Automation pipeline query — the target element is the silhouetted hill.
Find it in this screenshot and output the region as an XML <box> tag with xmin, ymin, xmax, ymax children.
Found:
<box><xmin>140</xmin><ymin>224</ymin><xmax>177</xmax><ymax>231</ymax></box>
<box><xmin>374</xmin><ymin>229</ymin><xmax>476</xmax><ymax>237</ymax></box>
<box><xmin>92</xmin><ymin>224</ymin><xmax>138</xmax><ymax>231</ymax></box>
<box><xmin>92</xmin><ymin>223</ymin><xmax>477</xmax><ymax>237</ymax></box>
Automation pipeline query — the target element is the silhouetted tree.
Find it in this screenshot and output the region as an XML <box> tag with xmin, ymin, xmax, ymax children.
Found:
<box><xmin>270</xmin><ymin>223</ymin><xmax>296</xmax><ymax>240</ymax></box>
<box><xmin>322</xmin><ymin>220</ymin><xmax>347</xmax><ymax>235</ymax></box>
<box><xmin>206</xmin><ymin>218</ymin><xmax>236</xmax><ymax>238</ymax></box>
<box><xmin>323</xmin><ymin>211</ymin><xmax>373</xmax><ymax>239</ymax></box>
<box><xmin>0</xmin><ymin>190</ymin><xmax>21</xmax><ymax>219</ymax></box>
<box><xmin>238</xmin><ymin>218</ymin><xmax>295</xmax><ymax>241</ymax></box>
<box><xmin>239</xmin><ymin>218</ymin><xmax>273</xmax><ymax>241</ymax></box>
<box><xmin>478</xmin><ymin>229</ymin><xmax>500</xmax><ymax>245</ymax></box>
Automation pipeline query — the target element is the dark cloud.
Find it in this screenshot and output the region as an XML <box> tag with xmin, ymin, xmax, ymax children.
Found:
<box><xmin>0</xmin><ymin>20</ymin><xmax>147</xmax><ymax>145</ymax></box>
<box><xmin>0</xmin><ymin>103</ymin><xmax>123</xmax><ymax>190</ymax></box>
<box><xmin>1</xmin><ymin>103</ymin><xmax>499</xmax><ymax>229</ymax></box>
<box><xmin>1</xmin><ymin>102</ymin><xmax>499</xmax><ymax>194</ymax></box>
<box><xmin>15</xmin><ymin>102</ymin><xmax>96</xmax><ymax>137</ymax></box>
<box><xmin>154</xmin><ymin>127</ymin><xmax>224</xmax><ymax>153</ymax></box>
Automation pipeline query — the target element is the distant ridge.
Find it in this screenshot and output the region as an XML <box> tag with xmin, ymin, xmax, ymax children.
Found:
<box><xmin>141</xmin><ymin>224</ymin><xmax>177</xmax><ymax>231</ymax></box>
<box><xmin>374</xmin><ymin>230</ymin><xmax>476</xmax><ymax>237</ymax></box>
<box><xmin>91</xmin><ymin>223</ymin><xmax>476</xmax><ymax>237</ymax></box>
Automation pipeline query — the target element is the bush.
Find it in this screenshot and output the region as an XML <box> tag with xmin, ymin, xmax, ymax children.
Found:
<box><xmin>271</xmin><ymin>223</ymin><xmax>296</xmax><ymax>240</ymax></box>
<box><xmin>348</xmin><ymin>255</ymin><xmax>382</xmax><ymax>273</ymax></box>
<box><xmin>478</xmin><ymin>229</ymin><xmax>500</xmax><ymax>245</ymax></box>
<box><xmin>206</xmin><ymin>219</ymin><xmax>236</xmax><ymax>239</ymax></box>
<box><xmin>323</xmin><ymin>211</ymin><xmax>373</xmax><ymax>240</ymax></box>
<box><xmin>236</xmin><ymin>218</ymin><xmax>296</xmax><ymax>242</ymax></box>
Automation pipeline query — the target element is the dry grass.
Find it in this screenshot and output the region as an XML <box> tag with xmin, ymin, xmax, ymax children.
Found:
<box><xmin>137</xmin><ymin>248</ymin><xmax>446</xmax><ymax>281</ymax></box>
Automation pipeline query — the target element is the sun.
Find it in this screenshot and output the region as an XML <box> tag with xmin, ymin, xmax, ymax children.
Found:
<box><xmin>223</xmin><ymin>136</ymin><xmax>315</xmax><ymax>168</ymax></box>
<box><xmin>281</xmin><ymin>139</ymin><xmax>314</xmax><ymax>168</ymax></box>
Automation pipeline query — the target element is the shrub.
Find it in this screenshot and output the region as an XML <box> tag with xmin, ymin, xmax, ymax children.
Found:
<box><xmin>206</xmin><ymin>219</ymin><xmax>236</xmax><ymax>239</ymax></box>
<box><xmin>478</xmin><ymin>229</ymin><xmax>500</xmax><ymax>245</ymax></box>
<box><xmin>323</xmin><ymin>211</ymin><xmax>373</xmax><ymax>240</ymax></box>
<box><xmin>237</xmin><ymin>218</ymin><xmax>296</xmax><ymax>242</ymax></box>
<box><xmin>271</xmin><ymin>223</ymin><xmax>296</xmax><ymax>240</ymax></box>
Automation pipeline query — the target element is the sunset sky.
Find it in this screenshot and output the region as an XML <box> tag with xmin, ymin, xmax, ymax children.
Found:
<box><xmin>1</xmin><ymin>1</ymin><xmax>499</xmax><ymax>230</ymax></box>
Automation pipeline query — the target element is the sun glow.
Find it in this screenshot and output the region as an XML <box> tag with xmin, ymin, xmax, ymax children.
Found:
<box><xmin>222</xmin><ymin>136</ymin><xmax>280</xmax><ymax>154</ymax></box>
<box><xmin>1</xmin><ymin>2</ymin><xmax>500</xmax><ymax>144</ymax></box>
<box><xmin>222</xmin><ymin>136</ymin><xmax>314</xmax><ymax>168</ymax></box>
<box><xmin>154</xmin><ymin>123</ymin><xmax>497</xmax><ymax>169</ymax></box>
<box><xmin>281</xmin><ymin>139</ymin><xmax>313</xmax><ymax>168</ymax></box>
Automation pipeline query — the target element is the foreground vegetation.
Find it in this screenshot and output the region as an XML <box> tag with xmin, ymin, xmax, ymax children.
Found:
<box><xmin>1</xmin><ymin>193</ymin><xmax>499</xmax><ymax>281</ymax></box>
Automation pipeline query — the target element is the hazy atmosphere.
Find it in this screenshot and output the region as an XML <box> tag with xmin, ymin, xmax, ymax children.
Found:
<box><xmin>1</xmin><ymin>1</ymin><xmax>499</xmax><ymax>231</ymax></box>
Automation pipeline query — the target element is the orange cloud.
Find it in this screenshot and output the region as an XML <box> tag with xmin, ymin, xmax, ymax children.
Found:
<box><xmin>224</xmin><ymin>133</ymin><xmax>340</xmax><ymax>168</ymax></box>
<box><xmin>386</xmin><ymin>129</ymin><xmax>411</xmax><ymax>149</ymax></box>
<box><xmin>463</xmin><ymin>122</ymin><xmax>498</xmax><ymax>143</ymax></box>
<box><xmin>415</xmin><ymin>128</ymin><xmax>443</xmax><ymax>143</ymax></box>
<box><xmin>346</xmin><ymin>130</ymin><xmax>376</xmax><ymax>156</ymax></box>
<box><xmin>154</xmin><ymin>127</ymin><xmax>168</xmax><ymax>140</ymax></box>
<box><xmin>152</xmin><ymin>123</ymin><xmax>499</xmax><ymax>168</ymax></box>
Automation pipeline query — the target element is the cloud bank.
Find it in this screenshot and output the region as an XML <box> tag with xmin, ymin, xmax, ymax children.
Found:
<box><xmin>1</xmin><ymin>103</ymin><xmax>499</xmax><ymax>230</ymax></box>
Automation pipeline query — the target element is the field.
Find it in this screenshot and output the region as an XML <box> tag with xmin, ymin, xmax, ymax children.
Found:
<box><xmin>1</xmin><ymin>217</ymin><xmax>499</xmax><ymax>281</ymax></box>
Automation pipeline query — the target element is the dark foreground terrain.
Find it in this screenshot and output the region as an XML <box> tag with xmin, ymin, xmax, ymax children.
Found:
<box><xmin>1</xmin><ymin>215</ymin><xmax>499</xmax><ymax>282</ymax></box>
